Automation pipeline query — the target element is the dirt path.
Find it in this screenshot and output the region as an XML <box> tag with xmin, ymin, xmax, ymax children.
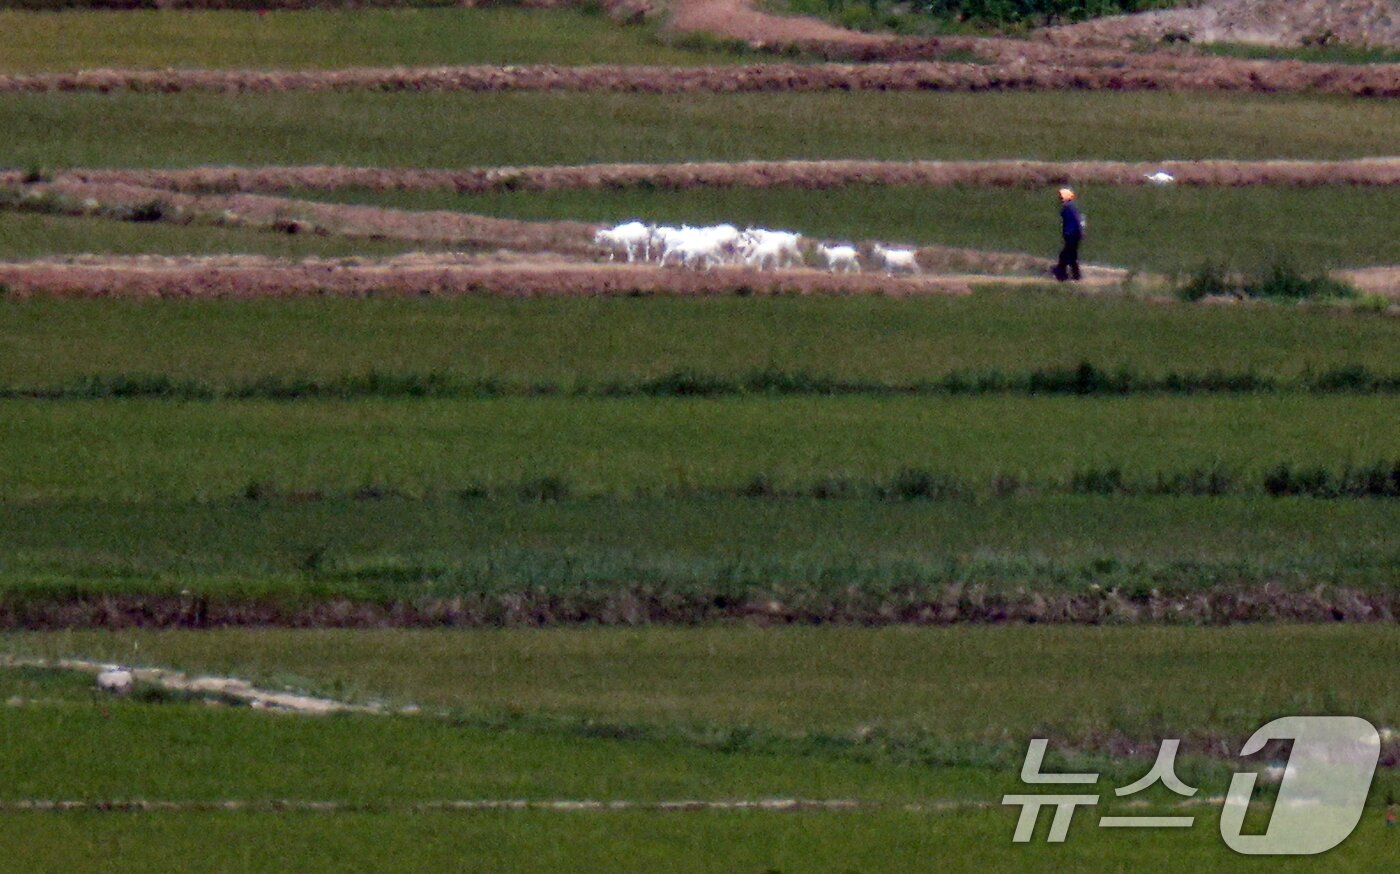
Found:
<box><xmin>1</xmin><ymin>655</ymin><xmax>384</xmax><ymax>715</ymax></box>
<box><xmin>0</xmin><ymin>254</ymin><xmax>1063</xmax><ymax>299</ymax></box>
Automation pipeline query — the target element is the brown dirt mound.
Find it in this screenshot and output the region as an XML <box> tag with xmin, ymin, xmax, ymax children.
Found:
<box><xmin>50</xmin><ymin>159</ymin><xmax>1400</xmax><ymax>195</ymax></box>
<box><xmin>3</xmin><ymin>59</ymin><xmax>1398</xmax><ymax>96</ymax></box>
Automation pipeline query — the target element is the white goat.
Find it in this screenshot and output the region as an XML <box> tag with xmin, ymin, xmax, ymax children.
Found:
<box><xmin>872</xmin><ymin>244</ymin><xmax>920</xmax><ymax>274</ymax></box>
<box><xmin>817</xmin><ymin>244</ymin><xmax>860</xmax><ymax>273</ymax></box>
<box><xmin>659</xmin><ymin>224</ymin><xmax>745</xmax><ymax>269</ymax></box>
<box><xmin>741</xmin><ymin>229</ymin><xmax>803</xmax><ymax>270</ymax></box>
<box><xmin>658</xmin><ymin>230</ymin><xmax>722</xmax><ymax>270</ymax></box>
<box><xmin>594</xmin><ymin>221</ymin><xmax>652</xmax><ymax>262</ymax></box>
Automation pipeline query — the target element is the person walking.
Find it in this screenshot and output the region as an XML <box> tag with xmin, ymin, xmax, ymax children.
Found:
<box><xmin>1054</xmin><ymin>187</ymin><xmax>1083</xmax><ymax>282</ymax></box>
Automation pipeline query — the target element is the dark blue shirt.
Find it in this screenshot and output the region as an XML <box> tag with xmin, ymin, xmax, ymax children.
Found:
<box><xmin>1061</xmin><ymin>203</ymin><xmax>1083</xmax><ymax>237</ymax></box>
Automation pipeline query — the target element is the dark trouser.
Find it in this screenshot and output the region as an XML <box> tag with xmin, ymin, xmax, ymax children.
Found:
<box><xmin>1054</xmin><ymin>234</ymin><xmax>1082</xmax><ymax>282</ymax></box>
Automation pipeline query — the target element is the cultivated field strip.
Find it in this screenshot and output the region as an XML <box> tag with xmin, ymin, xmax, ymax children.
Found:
<box><xmin>2</xmin><ymin>59</ymin><xmax>1397</xmax><ymax>96</ymax></box>
<box><xmin>20</xmin><ymin>179</ymin><xmax>599</xmax><ymax>254</ymax></box>
<box><xmin>7</xmin><ymin>255</ymin><xmax>1400</xmax><ymax>298</ymax></box>
<box><xmin>33</xmin><ymin>158</ymin><xmax>1400</xmax><ymax>194</ymax></box>
<box><xmin>0</xmin><ymin>255</ymin><xmax>1012</xmax><ymax>299</ymax></box>
<box><xmin>3</xmin><ymin>585</ymin><xmax>1397</xmax><ymax>629</ymax></box>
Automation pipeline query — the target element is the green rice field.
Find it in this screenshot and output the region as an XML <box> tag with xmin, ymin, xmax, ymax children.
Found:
<box><xmin>5</xmin><ymin>91</ymin><xmax>1398</xmax><ymax>170</ymax></box>
<box><xmin>1</xmin><ymin>4</ymin><xmax>1396</xmax><ymax>869</ymax></box>
<box><xmin>0</xmin><ymin>8</ymin><xmax>733</xmax><ymax>72</ymax></box>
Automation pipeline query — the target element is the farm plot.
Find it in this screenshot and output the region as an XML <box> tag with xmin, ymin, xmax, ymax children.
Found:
<box><xmin>0</xmin><ymin>625</ymin><xmax>1397</xmax><ymax>872</ymax></box>
<box><xmin>3</xmin><ymin>293</ymin><xmax>1397</xmax><ymax>387</ymax></box>
<box><xmin>0</xmin><ymin>395</ymin><xmax>1395</xmax><ymax>501</ymax></box>
<box><xmin>0</xmin><ymin>2</ymin><xmax>1397</xmax><ymax>869</ymax></box>
<box><xmin>3</xmin><ymin>809</ymin><xmax>1397</xmax><ymax>873</ymax></box>
<box><xmin>298</xmin><ymin>184</ymin><xmax>1400</xmax><ymax>272</ymax></box>
<box><xmin>0</xmin><ymin>211</ymin><xmax>435</xmax><ymax>259</ymax></box>
<box><xmin>2</xmin><ymin>495</ymin><xmax>1398</xmax><ymax>626</ymax></box>
<box><xmin>15</xmin><ymin>626</ymin><xmax>1400</xmax><ymax>746</ymax></box>
<box><xmin>4</xmin><ymin>91</ymin><xmax>1398</xmax><ymax>169</ymax></box>
<box><xmin>0</xmin><ymin>9</ymin><xmax>738</xmax><ymax>73</ymax></box>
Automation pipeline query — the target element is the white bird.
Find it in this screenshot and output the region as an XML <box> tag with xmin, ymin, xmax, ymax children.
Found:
<box><xmin>96</xmin><ymin>668</ymin><xmax>134</xmax><ymax>695</ymax></box>
<box><xmin>1145</xmin><ymin>171</ymin><xmax>1176</xmax><ymax>185</ymax></box>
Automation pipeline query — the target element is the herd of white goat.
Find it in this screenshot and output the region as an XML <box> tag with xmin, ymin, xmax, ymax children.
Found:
<box><xmin>593</xmin><ymin>221</ymin><xmax>920</xmax><ymax>274</ymax></box>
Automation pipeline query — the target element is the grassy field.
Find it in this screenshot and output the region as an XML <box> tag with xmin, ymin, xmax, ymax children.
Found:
<box><xmin>3</xmin><ymin>496</ymin><xmax>1397</xmax><ymax>604</ymax></box>
<box><xmin>6</xmin><ymin>810</ymin><xmax>1397</xmax><ymax>873</ymax></box>
<box><xmin>0</xmin><ymin>210</ymin><xmax>431</xmax><ymax>259</ymax></box>
<box><xmin>15</xmin><ymin>625</ymin><xmax>1400</xmax><ymax>742</ymax></box>
<box><xmin>0</xmin><ymin>9</ymin><xmax>736</xmax><ymax>72</ymax></box>
<box><xmin>5</xmin><ymin>91</ymin><xmax>1399</xmax><ymax>170</ymax></box>
<box><xmin>3</xmin><ymin>293</ymin><xmax>1397</xmax><ymax>386</ymax></box>
<box><xmin>3</xmin><ymin>625</ymin><xmax>1398</xmax><ymax>871</ymax></box>
<box><xmin>0</xmin><ymin>395</ymin><xmax>1394</xmax><ymax>500</ymax></box>
<box><xmin>0</xmin><ymin>668</ymin><xmax>971</xmax><ymax>802</ymax></box>
<box><xmin>300</xmin><ymin>184</ymin><xmax>1400</xmax><ymax>271</ymax></box>
<box><xmin>3</xmin><ymin>12</ymin><xmax>1398</xmax><ymax>871</ymax></box>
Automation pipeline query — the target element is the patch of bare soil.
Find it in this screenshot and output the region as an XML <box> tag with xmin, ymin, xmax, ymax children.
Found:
<box><xmin>3</xmin><ymin>57</ymin><xmax>1397</xmax><ymax>95</ymax></box>
<box><xmin>1042</xmin><ymin>0</ymin><xmax>1400</xmax><ymax>50</ymax></box>
<box><xmin>665</xmin><ymin>0</ymin><xmax>889</xmax><ymax>46</ymax></box>
<box><xmin>1340</xmin><ymin>266</ymin><xmax>1400</xmax><ymax>297</ymax></box>
<box><xmin>50</xmin><ymin>159</ymin><xmax>1400</xmax><ymax>196</ymax></box>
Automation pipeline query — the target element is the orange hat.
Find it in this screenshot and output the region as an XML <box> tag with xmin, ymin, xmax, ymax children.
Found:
<box><xmin>1058</xmin><ymin>188</ymin><xmax>1075</xmax><ymax>201</ymax></box>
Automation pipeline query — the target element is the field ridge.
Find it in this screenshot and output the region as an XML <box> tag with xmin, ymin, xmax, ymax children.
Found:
<box><xmin>29</xmin><ymin>158</ymin><xmax>1400</xmax><ymax>194</ymax></box>
<box><xmin>3</xmin><ymin>59</ymin><xmax>1398</xmax><ymax>95</ymax></box>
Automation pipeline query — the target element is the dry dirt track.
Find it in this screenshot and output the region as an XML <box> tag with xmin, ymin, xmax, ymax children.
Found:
<box><xmin>37</xmin><ymin>159</ymin><xmax>1400</xmax><ymax>195</ymax></box>
<box><xmin>0</xmin><ymin>254</ymin><xmax>1034</xmax><ymax>299</ymax></box>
